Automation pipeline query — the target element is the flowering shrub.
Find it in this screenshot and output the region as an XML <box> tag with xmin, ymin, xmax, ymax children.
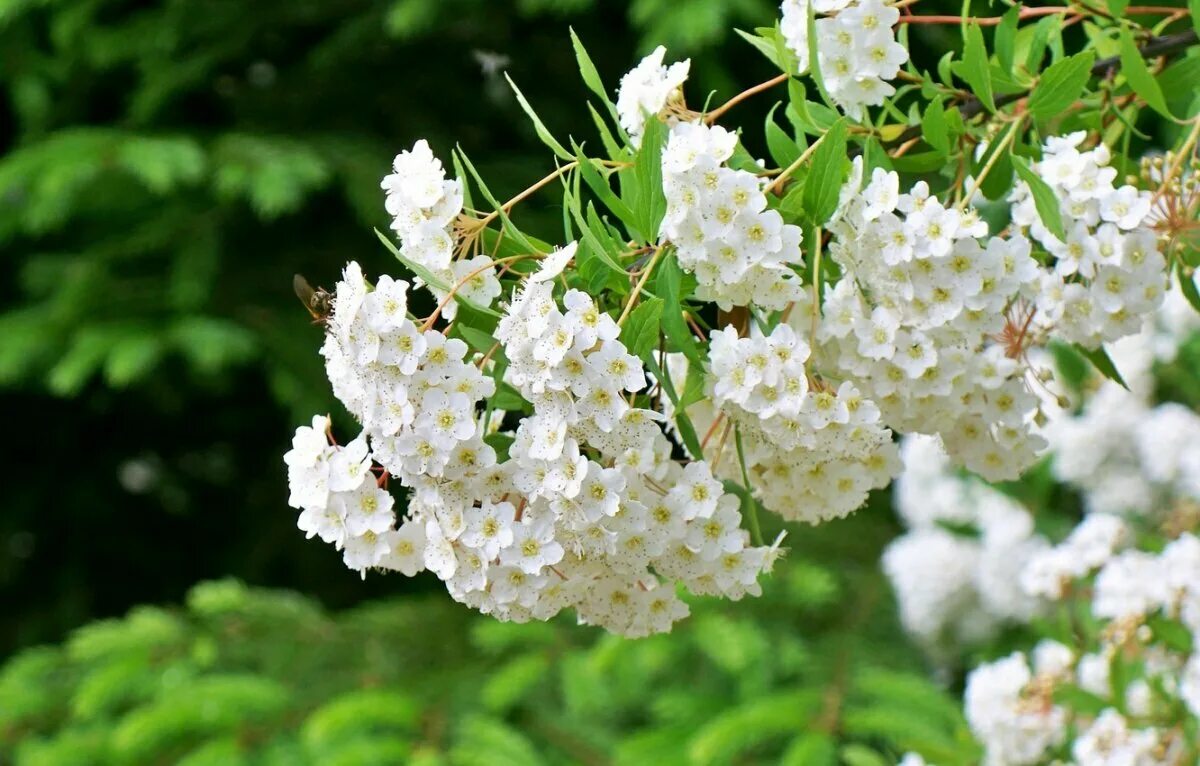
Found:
<box><xmin>286</xmin><ymin>0</ymin><xmax>1200</xmax><ymax>644</ymax></box>
<box><xmin>885</xmin><ymin>291</ymin><xmax>1200</xmax><ymax>764</ymax></box>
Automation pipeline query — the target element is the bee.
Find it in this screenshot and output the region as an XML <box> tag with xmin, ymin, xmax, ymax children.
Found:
<box><xmin>293</xmin><ymin>274</ymin><xmax>333</xmax><ymax>324</ymax></box>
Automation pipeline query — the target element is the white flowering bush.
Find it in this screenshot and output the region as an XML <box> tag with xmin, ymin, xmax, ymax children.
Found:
<box><xmin>285</xmin><ymin>0</ymin><xmax>1200</xmax><ymax>646</ymax></box>
<box><xmin>885</xmin><ymin>288</ymin><xmax>1200</xmax><ymax>764</ymax></box>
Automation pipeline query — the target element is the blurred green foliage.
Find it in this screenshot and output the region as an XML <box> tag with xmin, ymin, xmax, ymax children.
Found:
<box><xmin>1</xmin><ymin>504</ymin><xmax>980</xmax><ymax>765</ymax></box>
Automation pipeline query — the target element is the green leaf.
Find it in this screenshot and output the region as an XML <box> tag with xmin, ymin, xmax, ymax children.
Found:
<box><xmin>955</xmin><ymin>23</ymin><xmax>995</xmax><ymax>113</ymax></box>
<box><xmin>1159</xmin><ymin>57</ymin><xmax>1200</xmax><ymax>119</ymax></box>
<box><xmin>1118</xmin><ymin>28</ymin><xmax>1175</xmax><ymax>120</ymax></box>
<box><xmin>624</xmin><ymin>116</ymin><xmax>668</xmax><ymax>244</ymax></box>
<box><xmin>734</xmin><ymin>26</ymin><xmax>798</xmax><ymax>75</ymax></box>
<box><xmin>1011</xmin><ymin>155</ymin><xmax>1067</xmax><ymax>241</ymax></box>
<box><xmin>994</xmin><ymin>5</ymin><xmax>1021</xmax><ymax>73</ymax></box>
<box><xmin>781</xmin><ymin>732</ymin><xmax>836</xmax><ymax>766</ymax></box>
<box><xmin>1075</xmin><ymin>342</ymin><xmax>1130</xmax><ymax>389</ymax></box>
<box><xmin>801</xmin><ymin>118</ymin><xmax>848</xmax><ymax>227</ymax></box>
<box><xmin>766</xmin><ymin>103</ymin><xmax>801</xmax><ymax>168</ymax></box>
<box><xmin>922</xmin><ymin>96</ymin><xmax>950</xmax><ymax>156</ymax></box>
<box><xmin>1177</xmin><ymin>264</ymin><xmax>1200</xmax><ymax>314</ymax></box>
<box><xmin>619</xmin><ymin>297</ymin><xmax>664</xmax><ymax>360</ymax></box>
<box><xmin>455</xmin><ymin>149</ymin><xmax>539</xmax><ymax>256</ymax></box>
<box><xmin>565</xmin><ymin>187</ymin><xmax>627</xmax><ymax>278</ymax></box>
<box><xmin>504</xmin><ymin>74</ymin><xmax>573</xmax><ymax>161</ymax></box>
<box><xmin>657</xmin><ymin>252</ymin><xmax>705</xmax><ymax>367</ymax></box>
<box><xmin>1192</xmin><ymin>0</ymin><xmax>1200</xmax><ymax>41</ymax></box>
<box><xmin>804</xmin><ymin>4</ymin><xmax>836</xmax><ymax>109</ymax></box>
<box><xmin>1107</xmin><ymin>0</ymin><xmax>1129</xmax><ymax>16</ymax></box>
<box><xmin>1052</xmin><ymin>684</ymin><xmax>1110</xmax><ymax>715</ymax></box>
<box><xmin>374</xmin><ymin>228</ymin><xmax>502</xmax><ymax>319</ymax></box>
<box><xmin>574</xmin><ymin>144</ymin><xmax>638</xmax><ymax>235</ymax></box>
<box><xmin>643</xmin><ymin>353</ymin><xmax>704</xmax><ymax>459</ymax></box>
<box><xmin>1027</xmin><ymin>51</ymin><xmax>1095</xmax><ymax>122</ymax></box>
<box><xmin>569</xmin><ymin>28</ymin><xmax>610</xmax><ymax>106</ymax></box>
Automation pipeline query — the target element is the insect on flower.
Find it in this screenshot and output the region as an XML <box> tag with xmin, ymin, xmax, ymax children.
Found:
<box><xmin>293</xmin><ymin>274</ymin><xmax>333</xmax><ymax>324</ymax></box>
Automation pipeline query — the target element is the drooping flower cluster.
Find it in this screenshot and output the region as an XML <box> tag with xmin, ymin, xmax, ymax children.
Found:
<box><xmin>287</xmin><ymin>237</ymin><xmax>778</xmax><ymax>636</ymax></box>
<box><xmin>382</xmin><ymin>140</ymin><xmax>500</xmax><ymax>319</ymax></box>
<box><xmin>822</xmin><ymin>163</ymin><xmax>1047</xmax><ymax>480</ymax></box>
<box><xmin>660</xmin><ymin>122</ymin><xmax>806</xmax><ymax>310</ymax></box>
<box><xmin>1015</xmin><ymin>132</ymin><xmax>1168</xmax><ymax>348</ymax></box>
<box><xmin>707</xmin><ymin>323</ymin><xmax>898</xmax><ymax>523</ymax></box>
<box><xmin>616</xmin><ymin>45</ymin><xmax>690</xmax><ymax>147</ymax></box>
<box><xmin>780</xmin><ymin>0</ymin><xmax>908</xmax><ymax>118</ymax></box>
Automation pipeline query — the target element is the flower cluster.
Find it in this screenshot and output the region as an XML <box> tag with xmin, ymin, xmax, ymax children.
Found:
<box><xmin>1015</xmin><ymin>132</ymin><xmax>1168</xmax><ymax>348</ymax></box>
<box><xmin>660</xmin><ymin>121</ymin><xmax>806</xmax><ymax>310</ymax></box>
<box><xmin>966</xmin><ymin>523</ymin><xmax>1200</xmax><ymax>766</ymax></box>
<box><xmin>881</xmin><ymin>294</ymin><xmax>1200</xmax><ymax>764</ymax></box>
<box><xmin>781</xmin><ymin>0</ymin><xmax>908</xmax><ymax>118</ymax></box>
<box><xmin>288</xmin><ymin>191</ymin><xmax>779</xmax><ymax>636</ymax></box>
<box><xmin>823</xmin><ymin>163</ymin><xmax>1046</xmax><ymax>480</ymax></box>
<box><xmin>707</xmin><ymin>323</ymin><xmax>898</xmax><ymax>523</ymax></box>
<box><xmin>616</xmin><ymin>45</ymin><xmax>690</xmax><ymax>147</ymax></box>
<box><xmin>382</xmin><ymin>140</ymin><xmax>500</xmax><ymax>318</ymax></box>
<box><xmin>883</xmin><ymin>435</ymin><xmax>1047</xmax><ymax>655</ymax></box>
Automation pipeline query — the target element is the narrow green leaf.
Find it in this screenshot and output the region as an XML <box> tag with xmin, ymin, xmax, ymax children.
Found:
<box><xmin>801</xmin><ymin>118</ymin><xmax>849</xmax><ymax>227</ymax></box>
<box><xmin>574</xmin><ymin>142</ymin><xmax>639</xmax><ymax>236</ymax></box>
<box><xmin>657</xmin><ymin>252</ymin><xmax>705</xmax><ymax>367</ymax></box>
<box><xmin>569</xmin><ymin>28</ymin><xmax>610</xmax><ymax>105</ymax></box>
<box><xmin>955</xmin><ymin>23</ymin><xmax>995</xmax><ymax>113</ymax></box>
<box><xmin>1075</xmin><ymin>342</ymin><xmax>1130</xmax><ymax>390</ymax></box>
<box><xmin>994</xmin><ymin>5</ymin><xmax>1021</xmax><ymax>73</ymax></box>
<box><xmin>565</xmin><ymin>187</ymin><xmax>626</xmax><ymax>277</ymax></box>
<box><xmin>455</xmin><ymin>149</ymin><xmax>539</xmax><ymax>255</ymax></box>
<box><xmin>1178</xmin><ymin>264</ymin><xmax>1200</xmax><ymax>314</ymax></box>
<box><xmin>765</xmin><ymin>103</ymin><xmax>801</xmax><ymax>168</ymax></box>
<box><xmin>587</xmin><ymin>103</ymin><xmax>625</xmax><ymax>160</ymax></box>
<box><xmin>805</xmin><ymin>4</ymin><xmax>836</xmax><ymax>109</ymax></box>
<box><xmin>734</xmin><ymin>26</ymin><xmax>798</xmax><ymax>75</ymax></box>
<box><xmin>643</xmin><ymin>353</ymin><xmax>705</xmax><ymax>459</ymax></box>
<box><xmin>620</xmin><ymin>297</ymin><xmax>664</xmax><ymax>360</ymax></box>
<box><xmin>1118</xmin><ymin>28</ymin><xmax>1175</xmax><ymax>120</ymax></box>
<box><xmin>922</xmin><ymin>96</ymin><xmax>950</xmax><ymax>156</ymax></box>
<box><xmin>623</xmin><ymin>116</ymin><xmax>668</xmax><ymax>244</ymax></box>
<box><xmin>1192</xmin><ymin>0</ymin><xmax>1200</xmax><ymax>40</ymax></box>
<box><xmin>1107</xmin><ymin>0</ymin><xmax>1129</xmax><ymax>16</ymax></box>
<box><xmin>374</xmin><ymin>229</ymin><xmax>503</xmax><ymax>318</ymax></box>
<box><xmin>1012</xmin><ymin>155</ymin><xmax>1067</xmax><ymax>241</ymax></box>
<box><xmin>1027</xmin><ymin>51</ymin><xmax>1095</xmax><ymax>122</ymax></box>
<box><xmin>505</xmin><ymin>74</ymin><xmax>573</xmax><ymax>161</ymax></box>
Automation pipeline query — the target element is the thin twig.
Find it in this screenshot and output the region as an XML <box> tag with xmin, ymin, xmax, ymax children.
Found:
<box><xmin>705</xmin><ymin>73</ymin><xmax>790</xmax><ymax>124</ymax></box>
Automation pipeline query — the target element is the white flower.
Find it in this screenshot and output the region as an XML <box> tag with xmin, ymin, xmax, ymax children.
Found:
<box><xmin>530</xmin><ymin>241</ymin><xmax>577</xmax><ymax>283</ymax></box>
<box><xmin>616</xmin><ymin>46</ymin><xmax>691</xmax><ymax>145</ymax></box>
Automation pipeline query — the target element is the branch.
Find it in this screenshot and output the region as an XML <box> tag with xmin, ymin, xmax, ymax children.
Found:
<box><xmin>883</xmin><ymin>28</ymin><xmax>1198</xmax><ymax>148</ymax></box>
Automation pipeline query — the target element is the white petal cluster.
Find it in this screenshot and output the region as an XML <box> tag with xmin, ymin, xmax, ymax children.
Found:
<box><xmin>1072</xmin><ymin>708</ymin><xmax>1166</xmax><ymax>766</ymax></box>
<box><xmin>707</xmin><ymin>323</ymin><xmax>898</xmax><ymax>523</ymax></box>
<box><xmin>616</xmin><ymin>45</ymin><xmax>691</xmax><ymax>146</ymax></box>
<box><xmin>823</xmin><ymin>164</ymin><xmax>1046</xmax><ymax>480</ymax></box>
<box><xmin>965</xmin><ymin>650</ymin><xmax>1070</xmax><ymax>766</ymax></box>
<box><xmin>1012</xmin><ymin>132</ymin><xmax>1168</xmax><ymax>348</ymax></box>
<box><xmin>288</xmin><ymin>253</ymin><xmax>777</xmax><ymax>636</ymax></box>
<box><xmin>660</xmin><ymin>122</ymin><xmax>806</xmax><ymax>310</ymax></box>
<box><xmin>883</xmin><ymin>436</ymin><xmax>1047</xmax><ymax>653</ymax></box>
<box><xmin>494</xmin><ymin>275</ymin><xmax>778</xmax><ymax>628</ymax></box>
<box><xmin>780</xmin><ymin>0</ymin><xmax>909</xmax><ymax>118</ymax></box>
<box><xmin>382</xmin><ymin>140</ymin><xmax>500</xmax><ymax>318</ymax></box>
<box><xmin>1019</xmin><ymin>513</ymin><xmax>1127</xmax><ymax>601</ymax></box>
